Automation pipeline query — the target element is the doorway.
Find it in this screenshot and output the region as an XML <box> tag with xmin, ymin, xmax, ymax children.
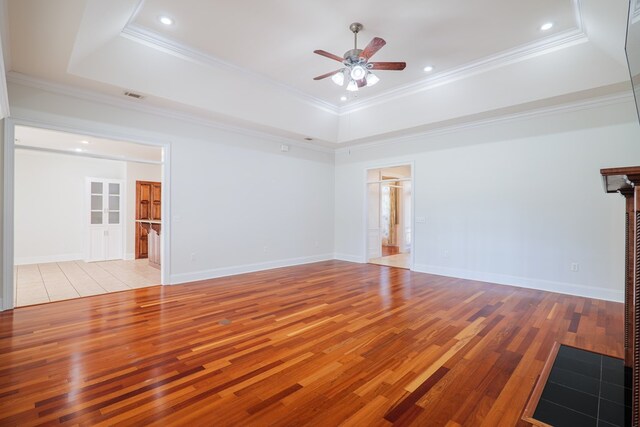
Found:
<box><xmin>8</xmin><ymin>124</ymin><xmax>167</xmax><ymax>308</ymax></box>
<box><xmin>366</xmin><ymin>164</ymin><xmax>413</xmax><ymax>269</ymax></box>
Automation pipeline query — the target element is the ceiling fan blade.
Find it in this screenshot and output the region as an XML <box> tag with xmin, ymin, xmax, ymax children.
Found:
<box><xmin>314</xmin><ymin>50</ymin><xmax>344</xmax><ymax>62</ymax></box>
<box><xmin>369</xmin><ymin>62</ymin><xmax>407</xmax><ymax>71</ymax></box>
<box><xmin>313</xmin><ymin>70</ymin><xmax>341</xmax><ymax>80</ymax></box>
<box><xmin>361</xmin><ymin>37</ymin><xmax>386</xmax><ymax>60</ymax></box>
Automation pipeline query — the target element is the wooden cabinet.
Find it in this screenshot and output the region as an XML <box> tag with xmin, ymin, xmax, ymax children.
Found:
<box><xmin>135</xmin><ymin>181</ymin><xmax>161</xmax><ymax>259</ymax></box>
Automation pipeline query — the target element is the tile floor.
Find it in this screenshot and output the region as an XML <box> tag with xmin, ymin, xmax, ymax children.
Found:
<box><xmin>14</xmin><ymin>259</ymin><xmax>160</xmax><ymax>307</ymax></box>
<box><xmin>532</xmin><ymin>345</ymin><xmax>631</xmax><ymax>427</ymax></box>
<box><xmin>368</xmin><ymin>252</ymin><xmax>411</xmax><ymax>269</ymax></box>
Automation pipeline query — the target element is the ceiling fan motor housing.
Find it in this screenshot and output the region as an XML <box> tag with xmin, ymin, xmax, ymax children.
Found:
<box><xmin>344</xmin><ymin>48</ymin><xmax>364</xmax><ymax>63</ymax></box>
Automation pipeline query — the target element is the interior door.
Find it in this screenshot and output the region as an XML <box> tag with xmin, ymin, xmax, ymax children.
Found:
<box><xmin>86</xmin><ymin>179</ymin><xmax>123</xmax><ymax>262</ymax></box>
<box><xmin>367</xmin><ymin>182</ymin><xmax>382</xmax><ymax>260</ymax></box>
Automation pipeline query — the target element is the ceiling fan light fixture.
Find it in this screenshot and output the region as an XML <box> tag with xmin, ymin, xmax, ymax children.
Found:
<box><xmin>366</xmin><ymin>72</ymin><xmax>380</xmax><ymax>86</ymax></box>
<box><xmin>346</xmin><ymin>80</ymin><xmax>359</xmax><ymax>92</ymax></box>
<box><xmin>331</xmin><ymin>70</ymin><xmax>345</xmax><ymax>86</ymax></box>
<box><xmin>350</xmin><ymin>65</ymin><xmax>367</xmax><ymax>80</ymax></box>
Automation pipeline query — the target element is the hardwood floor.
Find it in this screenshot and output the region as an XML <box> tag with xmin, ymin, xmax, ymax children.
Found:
<box><xmin>0</xmin><ymin>261</ymin><xmax>623</xmax><ymax>426</ymax></box>
<box><xmin>13</xmin><ymin>260</ymin><xmax>161</xmax><ymax>306</ymax></box>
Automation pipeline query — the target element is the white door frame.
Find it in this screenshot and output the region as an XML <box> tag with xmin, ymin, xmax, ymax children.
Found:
<box><xmin>363</xmin><ymin>161</ymin><xmax>415</xmax><ymax>270</ymax></box>
<box><xmin>2</xmin><ymin>117</ymin><xmax>172</xmax><ymax>310</ymax></box>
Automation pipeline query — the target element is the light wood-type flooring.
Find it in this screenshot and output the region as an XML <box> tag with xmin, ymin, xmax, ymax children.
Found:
<box><xmin>14</xmin><ymin>259</ymin><xmax>160</xmax><ymax>307</ymax></box>
<box><xmin>369</xmin><ymin>253</ymin><xmax>411</xmax><ymax>269</ymax></box>
<box><xmin>0</xmin><ymin>261</ymin><xmax>623</xmax><ymax>426</ymax></box>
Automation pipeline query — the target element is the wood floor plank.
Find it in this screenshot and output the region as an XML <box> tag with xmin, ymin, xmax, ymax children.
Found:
<box><xmin>0</xmin><ymin>260</ymin><xmax>623</xmax><ymax>426</ymax></box>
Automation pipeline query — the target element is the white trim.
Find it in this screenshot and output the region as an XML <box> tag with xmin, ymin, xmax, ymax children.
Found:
<box><xmin>363</xmin><ymin>161</ymin><xmax>415</xmax><ymax>271</ymax></box>
<box><xmin>15</xmin><ymin>145</ymin><xmax>161</xmax><ymax>165</ymax></box>
<box><xmin>120</xmin><ymin>1</ymin><xmax>586</xmax><ymax>117</ymax></box>
<box><xmin>0</xmin><ymin>2</ymin><xmax>9</xmax><ymax>120</ymax></box>
<box><xmin>15</xmin><ymin>253</ymin><xmax>84</xmax><ymax>266</ymax></box>
<box><xmin>7</xmin><ymin>73</ymin><xmax>629</xmax><ymax>155</ymax></box>
<box><xmin>0</xmin><ymin>52</ymin><xmax>9</xmax><ymax>119</ymax></box>
<box><xmin>413</xmin><ymin>263</ymin><xmax>623</xmax><ymax>303</ymax></box>
<box><xmin>336</xmin><ymin>90</ymin><xmax>634</xmax><ymax>154</ymax></box>
<box><xmin>171</xmin><ymin>253</ymin><xmax>334</xmax><ymax>284</ymax></box>
<box><xmin>124</xmin><ymin>0</ymin><xmax>145</xmax><ymax>28</ymax></box>
<box><xmin>333</xmin><ymin>253</ymin><xmax>366</xmax><ymax>263</ymax></box>
<box><xmin>1</xmin><ymin>118</ymin><xmax>172</xmax><ymax>310</ymax></box>
<box><xmin>6</xmin><ymin>72</ymin><xmax>335</xmax><ymax>154</ymax></box>
<box><xmin>125</xmin><ymin>252</ymin><xmax>135</xmax><ymax>261</ymax></box>
<box><xmin>342</xmin><ymin>29</ymin><xmax>588</xmax><ymax>114</ymax></box>
<box><xmin>2</xmin><ymin>118</ymin><xmax>14</xmax><ymax>310</ymax></box>
<box><xmin>121</xmin><ymin>24</ymin><xmax>340</xmax><ymax>115</ymax></box>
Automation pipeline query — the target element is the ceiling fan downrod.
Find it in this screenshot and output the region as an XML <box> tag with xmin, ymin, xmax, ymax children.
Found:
<box><xmin>349</xmin><ymin>22</ymin><xmax>363</xmax><ymax>50</ymax></box>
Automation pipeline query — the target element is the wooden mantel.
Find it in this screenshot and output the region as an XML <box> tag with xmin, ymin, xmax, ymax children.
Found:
<box><xmin>600</xmin><ymin>166</ymin><xmax>640</xmax><ymax>426</ymax></box>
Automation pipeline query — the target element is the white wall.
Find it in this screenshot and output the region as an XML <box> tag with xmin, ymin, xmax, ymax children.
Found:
<box><xmin>124</xmin><ymin>162</ymin><xmax>161</xmax><ymax>259</ymax></box>
<box><xmin>335</xmin><ymin>100</ymin><xmax>640</xmax><ymax>302</ymax></box>
<box><xmin>7</xmin><ymin>82</ymin><xmax>335</xmax><ymax>291</ymax></box>
<box><xmin>14</xmin><ymin>150</ymin><xmax>125</xmax><ymax>264</ymax></box>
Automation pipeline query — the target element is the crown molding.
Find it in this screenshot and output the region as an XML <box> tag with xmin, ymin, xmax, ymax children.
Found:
<box><xmin>121</xmin><ymin>23</ymin><xmax>340</xmax><ymax>116</ymax></box>
<box><xmin>120</xmin><ymin>0</ymin><xmax>588</xmax><ymax>118</ymax></box>
<box><xmin>342</xmin><ymin>0</ymin><xmax>586</xmax><ymax>114</ymax></box>
<box><xmin>8</xmin><ymin>72</ymin><xmax>631</xmax><ymax>157</ymax></box>
<box><xmin>6</xmin><ymin>72</ymin><xmax>335</xmax><ymax>154</ymax></box>
<box><xmin>335</xmin><ymin>90</ymin><xmax>634</xmax><ymax>154</ymax></box>
<box><xmin>341</xmin><ymin>31</ymin><xmax>588</xmax><ymax>115</ymax></box>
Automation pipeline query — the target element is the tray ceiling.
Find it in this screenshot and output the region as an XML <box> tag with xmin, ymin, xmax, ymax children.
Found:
<box><xmin>4</xmin><ymin>0</ymin><xmax>633</xmax><ymax>146</ymax></box>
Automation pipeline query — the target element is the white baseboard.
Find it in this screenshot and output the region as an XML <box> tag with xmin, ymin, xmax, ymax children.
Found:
<box><xmin>333</xmin><ymin>253</ymin><xmax>366</xmax><ymax>263</ymax></box>
<box><xmin>0</xmin><ymin>297</ymin><xmax>5</xmax><ymax>311</ymax></box>
<box><xmin>171</xmin><ymin>253</ymin><xmax>334</xmax><ymax>284</ymax></box>
<box><xmin>14</xmin><ymin>253</ymin><xmax>83</xmax><ymax>266</ymax></box>
<box><xmin>412</xmin><ymin>263</ymin><xmax>623</xmax><ymax>303</ymax></box>
<box><xmin>124</xmin><ymin>253</ymin><xmax>135</xmax><ymax>261</ymax></box>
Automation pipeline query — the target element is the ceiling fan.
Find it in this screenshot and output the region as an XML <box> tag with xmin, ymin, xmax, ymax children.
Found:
<box><xmin>313</xmin><ymin>22</ymin><xmax>406</xmax><ymax>92</ymax></box>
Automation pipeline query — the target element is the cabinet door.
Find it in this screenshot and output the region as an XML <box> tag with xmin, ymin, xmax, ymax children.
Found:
<box><xmin>137</xmin><ymin>182</ymin><xmax>152</xmax><ymax>220</ymax></box>
<box><xmin>86</xmin><ymin>179</ymin><xmax>123</xmax><ymax>262</ymax></box>
<box><xmin>137</xmin><ymin>223</ymin><xmax>149</xmax><ymax>259</ymax></box>
<box><xmin>151</xmin><ymin>183</ymin><xmax>162</xmax><ymax>220</ymax></box>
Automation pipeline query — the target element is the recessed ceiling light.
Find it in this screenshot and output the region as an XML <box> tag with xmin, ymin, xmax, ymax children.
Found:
<box><xmin>74</xmin><ymin>148</ymin><xmax>84</xmax><ymax>152</ymax></box>
<box><xmin>159</xmin><ymin>16</ymin><xmax>173</xmax><ymax>26</ymax></box>
<box><xmin>540</xmin><ymin>22</ymin><xmax>553</xmax><ymax>31</ymax></box>
<box><xmin>340</xmin><ymin>96</ymin><xmax>347</xmax><ymax>101</ymax></box>
<box><xmin>423</xmin><ymin>65</ymin><xmax>434</xmax><ymax>72</ymax></box>
<box><xmin>80</xmin><ymin>140</ymin><xmax>90</xmax><ymax>144</ymax></box>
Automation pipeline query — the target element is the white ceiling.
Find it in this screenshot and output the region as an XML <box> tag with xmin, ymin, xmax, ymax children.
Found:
<box><xmin>15</xmin><ymin>125</ymin><xmax>163</xmax><ymax>163</ymax></box>
<box><xmin>131</xmin><ymin>0</ymin><xmax>578</xmax><ymax>104</ymax></box>
<box><xmin>3</xmin><ymin>0</ymin><xmax>634</xmax><ymax>147</ymax></box>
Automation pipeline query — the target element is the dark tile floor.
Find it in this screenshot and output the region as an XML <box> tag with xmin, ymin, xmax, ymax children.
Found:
<box><xmin>533</xmin><ymin>345</ymin><xmax>631</xmax><ymax>426</ymax></box>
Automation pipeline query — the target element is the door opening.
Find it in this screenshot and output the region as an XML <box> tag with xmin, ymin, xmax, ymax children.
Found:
<box><xmin>10</xmin><ymin>124</ymin><xmax>166</xmax><ymax>308</ymax></box>
<box><xmin>366</xmin><ymin>164</ymin><xmax>412</xmax><ymax>269</ymax></box>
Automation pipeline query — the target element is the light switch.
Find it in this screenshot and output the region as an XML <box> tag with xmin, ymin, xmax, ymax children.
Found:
<box><xmin>415</xmin><ymin>216</ymin><xmax>426</xmax><ymax>224</ymax></box>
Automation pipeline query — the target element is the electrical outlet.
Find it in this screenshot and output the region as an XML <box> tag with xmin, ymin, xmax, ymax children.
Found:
<box><xmin>263</xmin><ymin>246</ymin><xmax>268</xmax><ymax>253</ymax></box>
<box><xmin>314</xmin><ymin>241</ymin><xmax>319</xmax><ymax>248</ymax></box>
<box><xmin>190</xmin><ymin>252</ymin><xmax>196</xmax><ymax>262</ymax></box>
<box><xmin>443</xmin><ymin>250</ymin><xmax>450</xmax><ymax>258</ymax></box>
<box><xmin>570</xmin><ymin>262</ymin><xmax>579</xmax><ymax>272</ymax></box>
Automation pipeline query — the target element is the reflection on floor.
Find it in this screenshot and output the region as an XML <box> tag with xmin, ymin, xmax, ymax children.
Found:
<box><xmin>14</xmin><ymin>259</ymin><xmax>160</xmax><ymax>307</ymax></box>
<box><xmin>369</xmin><ymin>253</ymin><xmax>410</xmax><ymax>269</ymax></box>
